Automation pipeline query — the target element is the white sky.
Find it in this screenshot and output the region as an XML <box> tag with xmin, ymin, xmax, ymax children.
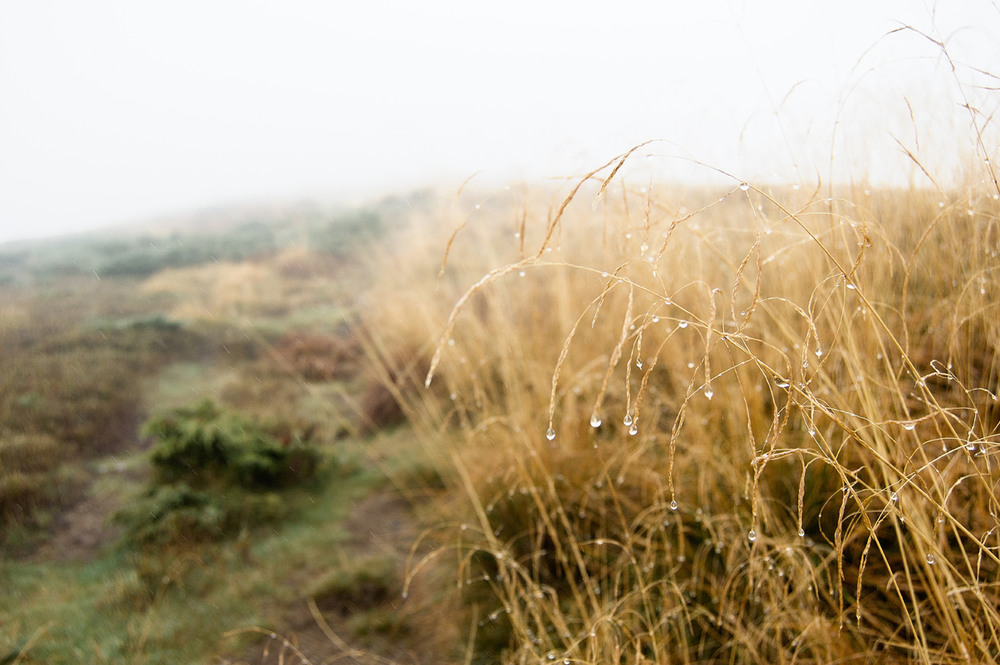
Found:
<box><xmin>1</xmin><ymin>1</ymin><xmax>998</xmax><ymax>243</ymax></box>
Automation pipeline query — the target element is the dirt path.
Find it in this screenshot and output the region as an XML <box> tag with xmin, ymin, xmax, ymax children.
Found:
<box><xmin>228</xmin><ymin>491</ymin><xmax>454</xmax><ymax>665</ymax></box>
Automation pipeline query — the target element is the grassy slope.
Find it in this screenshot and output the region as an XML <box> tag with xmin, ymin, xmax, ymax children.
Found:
<box><xmin>0</xmin><ymin>198</ymin><xmax>457</xmax><ymax>664</ymax></box>
<box><xmin>3</xmin><ymin>164</ymin><xmax>999</xmax><ymax>664</ymax></box>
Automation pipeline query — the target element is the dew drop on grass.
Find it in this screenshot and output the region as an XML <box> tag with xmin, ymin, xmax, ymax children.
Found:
<box><xmin>739</xmin><ymin>182</ymin><xmax>750</xmax><ymax>191</ymax></box>
<box><xmin>678</xmin><ymin>320</ymin><xmax>689</xmax><ymax>329</ymax></box>
<box><xmin>966</xmin><ymin>443</ymin><xmax>977</xmax><ymax>452</ymax></box>
<box><xmin>775</xmin><ymin>379</ymin><xmax>790</xmax><ymax>388</ymax></box>
<box><xmin>629</xmin><ymin>423</ymin><xmax>639</xmax><ymax>436</ymax></box>
<box><xmin>890</xmin><ymin>492</ymin><xmax>899</xmax><ymax>503</ymax></box>
<box><xmin>704</xmin><ymin>386</ymin><xmax>714</xmax><ymax>400</ymax></box>
<box><xmin>590</xmin><ymin>414</ymin><xmax>602</xmax><ymax>428</ymax></box>
<box><xmin>651</xmin><ymin>315</ymin><xmax>660</xmax><ymax>323</ymax></box>
<box><xmin>748</xmin><ymin>530</ymin><xmax>757</xmax><ymax>542</ymax></box>
<box><xmin>519</xmin><ymin>270</ymin><xmax>526</xmax><ymax>277</ymax></box>
<box><xmin>546</xmin><ymin>428</ymin><xmax>556</xmax><ymax>441</ymax></box>
<box><xmin>902</xmin><ymin>421</ymin><xmax>916</xmax><ymax>431</ymax></box>
<box><xmin>670</xmin><ymin>500</ymin><xmax>678</xmax><ymax>511</ymax></box>
<box><xmin>797</xmin><ymin>528</ymin><xmax>805</xmax><ymax>538</ymax></box>
<box><xmin>926</xmin><ymin>554</ymin><xmax>936</xmax><ymax>565</ymax></box>
<box><xmin>623</xmin><ymin>413</ymin><xmax>633</xmax><ymax>427</ymax></box>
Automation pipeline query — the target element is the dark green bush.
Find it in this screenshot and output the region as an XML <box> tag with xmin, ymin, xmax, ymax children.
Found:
<box><xmin>117</xmin><ymin>400</ymin><xmax>322</xmax><ymax>545</ymax></box>
<box><xmin>145</xmin><ymin>400</ymin><xmax>319</xmax><ymax>490</ymax></box>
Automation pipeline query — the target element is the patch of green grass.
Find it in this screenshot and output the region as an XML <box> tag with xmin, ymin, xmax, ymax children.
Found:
<box><xmin>0</xmin><ymin>455</ymin><xmax>381</xmax><ymax>665</ymax></box>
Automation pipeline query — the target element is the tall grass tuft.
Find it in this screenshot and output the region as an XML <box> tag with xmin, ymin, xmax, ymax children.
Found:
<box><xmin>361</xmin><ymin>148</ymin><xmax>1000</xmax><ymax>661</ymax></box>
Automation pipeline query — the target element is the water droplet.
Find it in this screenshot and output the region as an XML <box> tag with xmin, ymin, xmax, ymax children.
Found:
<box><xmin>670</xmin><ymin>500</ymin><xmax>678</xmax><ymax>511</ymax></box>
<box><xmin>797</xmin><ymin>528</ymin><xmax>805</xmax><ymax>538</ymax></box>
<box><xmin>651</xmin><ymin>315</ymin><xmax>660</xmax><ymax>323</ymax></box>
<box><xmin>546</xmin><ymin>428</ymin><xmax>556</xmax><ymax>441</ymax></box>
<box><xmin>815</xmin><ymin>347</ymin><xmax>823</xmax><ymax>357</ymax></box>
<box><xmin>926</xmin><ymin>554</ymin><xmax>936</xmax><ymax>565</ymax></box>
<box><xmin>704</xmin><ymin>386</ymin><xmax>714</xmax><ymax>400</ymax></box>
<box><xmin>890</xmin><ymin>492</ymin><xmax>899</xmax><ymax>503</ymax></box>
<box><xmin>966</xmin><ymin>443</ymin><xmax>977</xmax><ymax>452</ymax></box>
<box><xmin>775</xmin><ymin>379</ymin><xmax>790</xmax><ymax>388</ymax></box>
<box><xmin>739</xmin><ymin>182</ymin><xmax>750</xmax><ymax>191</ymax></box>
<box><xmin>748</xmin><ymin>529</ymin><xmax>757</xmax><ymax>542</ymax></box>
<box><xmin>590</xmin><ymin>414</ymin><xmax>602</xmax><ymax>428</ymax></box>
<box><xmin>678</xmin><ymin>320</ymin><xmax>689</xmax><ymax>328</ymax></box>
<box><xmin>519</xmin><ymin>270</ymin><xmax>526</xmax><ymax>277</ymax></box>
<box><xmin>902</xmin><ymin>421</ymin><xmax>916</xmax><ymax>431</ymax></box>
<box><xmin>807</xmin><ymin>427</ymin><xmax>816</xmax><ymax>437</ymax></box>
<box><xmin>623</xmin><ymin>413</ymin><xmax>633</xmax><ymax>427</ymax></box>
<box><xmin>636</xmin><ymin>359</ymin><xmax>643</xmax><ymax>369</ymax></box>
<box><xmin>629</xmin><ymin>423</ymin><xmax>638</xmax><ymax>436</ymax></box>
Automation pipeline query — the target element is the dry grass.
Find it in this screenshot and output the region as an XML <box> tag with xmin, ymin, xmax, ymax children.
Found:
<box><xmin>359</xmin><ymin>153</ymin><xmax>1000</xmax><ymax>662</ymax></box>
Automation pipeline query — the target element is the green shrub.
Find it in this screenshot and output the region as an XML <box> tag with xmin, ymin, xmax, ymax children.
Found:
<box><xmin>144</xmin><ymin>400</ymin><xmax>319</xmax><ymax>490</ymax></box>
<box><xmin>117</xmin><ymin>400</ymin><xmax>322</xmax><ymax>545</ymax></box>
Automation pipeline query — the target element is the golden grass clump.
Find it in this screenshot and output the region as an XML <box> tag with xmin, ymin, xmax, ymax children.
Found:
<box><xmin>360</xmin><ymin>149</ymin><xmax>1000</xmax><ymax>663</ymax></box>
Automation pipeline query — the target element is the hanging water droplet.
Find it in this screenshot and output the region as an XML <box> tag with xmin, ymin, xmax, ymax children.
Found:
<box><xmin>966</xmin><ymin>443</ymin><xmax>977</xmax><ymax>452</ymax></box>
<box><xmin>775</xmin><ymin>379</ymin><xmax>790</xmax><ymax>388</ymax></box>
<box><xmin>663</xmin><ymin>297</ymin><xmax>672</xmax><ymax>306</ymax></box>
<box><xmin>651</xmin><ymin>315</ymin><xmax>660</xmax><ymax>323</ymax></box>
<box><xmin>636</xmin><ymin>359</ymin><xmax>643</xmax><ymax>369</ymax></box>
<box><xmin>629</xmin><ymin>423</ymin><xmax>639</xmax><ymax>436</ymax></box>
<box><xmin>926</xmin><ymin>553</ymin><xmax>936</xmax><ymax>565</ymax></box>
<box><xmin>807</xmin><ymin>427</ymin><xmax>816</xmax><ymax>437</ymax></box>
<box><xmin>704</xmin><ymin>386</ymin><xmax>714</xmax><ymax>400</ymax></box>
<box><xmin>797</xmin><ymin>528</ymin><xmax>805</xmax><ymax>538</ymax></box>
<box><xmin>678</xmin><ymin>320</ymin><xmax>689</xmax><ymax>328</ymax></box>
<box><xmin>670</xmin><ymin>499</ymin><xmax>678</xmax><ymax>511</ymax></box>
<box><xmin>590</xmin><ymin>414</ymin><xmax>602</xmax><ymax>428</ymax></box>
<box><xmin>902</xmin><ymin>421</ymin><xmax>916</xmax><ymax>431</ymax></box>
<box><xmin>748</xmin><ymin>529</ymin><xmax>757</xmax><ymax>542</ymax></box>
<box><xmin>546</xmin><ymin>428</ymin><xmax>556</xmax><ymax>441</ymax></box>
<box><xmin>890</xmin><ymin>492</ymin><xmax>899</xmax><ymax>503</ymax></box>
<box><xmin>739</xmin><ymin>182</ymin><xmax>750</xmax><ymax>191</ymax></box>
<box><xmin>623</xmin><ymin>413</ymin><xmax>633</xmax><ymax>427</ymax></box>
<box><xmin>815</xmin><ymin>347</ymin><xmax>823</xmax><ymax>357</ymax></box>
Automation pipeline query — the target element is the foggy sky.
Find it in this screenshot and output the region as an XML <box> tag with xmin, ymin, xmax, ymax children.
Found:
<box><xmin>1</xmin><ymin>1</ymin><xmax>997</xmax><ymax>243</ymax></box>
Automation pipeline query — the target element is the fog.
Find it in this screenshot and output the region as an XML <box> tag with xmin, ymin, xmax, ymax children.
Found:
<box><xmin>1</xmin><ymin>1</ymin><xmax>997</xmax><ymax>243</ymax></box>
